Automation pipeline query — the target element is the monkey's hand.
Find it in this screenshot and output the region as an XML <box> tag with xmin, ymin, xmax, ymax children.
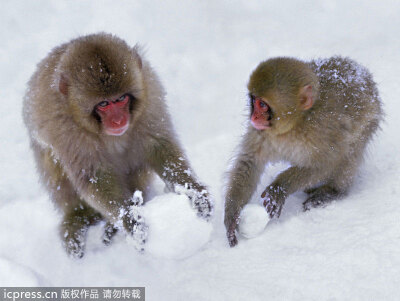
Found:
<box><xmin>261</xmin><ymin>185</ymin><xmax>287</xmax><ymax>219</ymax></box>
<box><xmin>63</xmin><ymin>227</ymin><xmax>87</xmax><ymax>259</ymax></box>
<box><xmin>120</xmin><ymin>193</ymin><xmax>148</xmax><ymax>252</ymax></box>
<box><xmin>122</xmin><ymin>211</ymin><xmax>148</xmax><ymax>252</ymax></box>
<box><xmin>192</xmin><ymin>189</ymin><xmax>214</xmax><ymax>220</ymax></box>
<box><xmin>102</xmin><ymin>222</ymin><xmax>119</xmax><ymax>246</ymax></box>
<box><xmin>175</xmin><ymin>184</ymin><xmax>214</xmax><ymax>220</ymax></box>
<box><xmin>224</xmin><ymin>210</ymin><xmax>240</xmax><ymax>247</ymax></box>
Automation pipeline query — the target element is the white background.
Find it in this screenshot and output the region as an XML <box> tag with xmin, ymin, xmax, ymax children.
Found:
<box><xmin>0</xmin><ymin>1</ymin><xmax>399</xmax><ymax>300</ymax></box>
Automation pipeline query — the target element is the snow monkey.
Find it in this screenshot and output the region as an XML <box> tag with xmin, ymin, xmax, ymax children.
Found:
<box><xmin>23</xmin><ymin>33</ymin><xmax>213</xmax><ymax>257</ymax></box>
<box><xmin>224</xmin><ymin>57</ymin><xmax>382</xmax><ymax>247</ymax></box>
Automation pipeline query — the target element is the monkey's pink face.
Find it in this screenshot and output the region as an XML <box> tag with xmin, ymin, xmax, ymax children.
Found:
<box><xmin>250</xmin><ymin>97</ymin><xmax>272</xmax><ymax>130</ymax></box>
<box><xmin>96</xmin><ymin>95</ymin><xmax>131</xmax><ymax>136</ymax></box>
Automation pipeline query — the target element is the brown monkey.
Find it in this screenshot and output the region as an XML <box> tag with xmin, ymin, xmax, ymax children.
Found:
<box><xmin>225</xmin><ymin>56</ymin><xmax>382</xmax><ymax>247</ymax></box>
<box><xmin>23</xmin><ymin>33</ymin><xmax>213</xmax><ymax>257</ymax></box>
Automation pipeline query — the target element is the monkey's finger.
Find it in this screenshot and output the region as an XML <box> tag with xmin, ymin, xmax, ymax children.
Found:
<box><xmin>102</xmin><ymin>222</ymin><xmax>119</xmax><ymax>246</ymax></box>
<box><xmin>267</xmin><ymin>205</ymin><xmax>276</xmax><ymax>219</ymax></box>
<box><xmin>229</xmin><ymin>236</ymin><xmax>238</xmax><ymax>247</ymax></box>
<box><xmin>262</xmin><ymin>197</ymin><xmax>274</xmax><ymax>213</ymax></box>
<box><xmin>226</xmin><ymin>216</ymin><xmax>240</xmax><ymax>247</ymax></box>
<box><xmin>227</xmin><ymin>229</ymin><xmax>238</xmax><ymax>247</ymax></box>
<box><xmin>276</xmin><ymin>203</ymin><xmax>283</xmax><ymax>218</ymax></box>
<box><xmin>302</xmin><ymin>196</ymin><xmax>325</xmax><ymax>212</ymax></box>
<box><xmin>262</xmin><ymin>199</ymin><xmax>268</xmax><ymax>207</ymax></box>
<box><xmin>64</xmin><ymin>237</ymin><xmax>85</xmax><ymax>259</ymax></box>
<box><xmin>262</xmin><ymin>196</ymin><xmax>282</xmax><ymax>219</ymax></box>
<box><xmin>265</xmin><ymin>202</ymin><xmax>278</xmax><ymax>219</ymax></box>
<box><xmin>261</xmin><ymin>194</ymin><xmax>269</xmax><ymax>207</ymax></box>
<box><xmin>303</xmin><ymin>202</ymin><xmax>311</xmax><ymax>211</ymax></box>
<box><xmin>195</xmin><ymin>202</ymin><xmax>212</xmax><ymax>220</ymax></box>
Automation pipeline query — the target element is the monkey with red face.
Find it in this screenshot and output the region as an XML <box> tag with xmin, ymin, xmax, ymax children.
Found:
<box><xmin>225</xmin><ymin>57</ymin><xmax>382</xmax><ymax>247</ymax></box>
<box><xmin>23</xmin><ymin>33</ymin><xmax>213</xmax><ymax>257</ymax></box>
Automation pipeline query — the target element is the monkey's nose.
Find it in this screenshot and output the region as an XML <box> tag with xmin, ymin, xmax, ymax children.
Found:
<box><xmin>111</xmin><ymin>116</ymin><xmax>126</xmax><ymax>127</ymax></box>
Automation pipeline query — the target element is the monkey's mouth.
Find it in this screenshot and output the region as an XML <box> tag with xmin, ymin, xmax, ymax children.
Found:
<box><xmin>105</xmin><ymin>123</ymin><xmax>129</xmax><ymax>136</ymax></box>
<box><xmin>252</xmin><ymin>120</ymin><xmax>271</xmax><ymax>130</ymax></box>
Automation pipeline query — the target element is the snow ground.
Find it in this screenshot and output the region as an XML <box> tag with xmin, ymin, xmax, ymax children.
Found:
<box><xmin>1</xmin><ymin>1</ymin><xmax>400</xmax><ymax>300</ymax></box>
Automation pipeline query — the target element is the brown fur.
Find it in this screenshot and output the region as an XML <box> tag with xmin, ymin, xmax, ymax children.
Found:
<box><xmin>225</xmin><ymin>56</ymin><xmax>382</xmax><ymax>247</ymax></box>
<box><xmin>23</xmin><ymin>33</ymin><xmax>212</xmax><ymax>257</ymax></box>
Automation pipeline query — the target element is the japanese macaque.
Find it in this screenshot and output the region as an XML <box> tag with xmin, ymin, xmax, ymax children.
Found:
<box><xmin>23</xmin><ymin>33</ymin><xmax>213</xmax><ymax>257</ymax></box>
<box><xmin>225</xmin><ymin>56</ymin><xmax>382</xmax><ymax>247</ymax></box>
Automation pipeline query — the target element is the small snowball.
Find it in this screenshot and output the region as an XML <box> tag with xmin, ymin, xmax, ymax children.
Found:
<box><xmin>239</xmin><ymin>204</ymin><xmax>271</xmax><ymax>239</ymax></box>
<box><xmin>143</xmin><ymin>193</ymin><xmax>212</xmax><ymax>259</ymax></box>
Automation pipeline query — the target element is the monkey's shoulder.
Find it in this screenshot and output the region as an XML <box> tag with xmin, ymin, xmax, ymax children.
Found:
<box><xmin>270</xmin><ymin>118</ymin><xmax>356</xmax><ymax>165</ymax></box>
<box><xmin>310</xmin><ymin>56</ymin><xmax>377</xmax><ymax>97</ymax></box>
<box><xmin>306</xmin><ymin>57</ymin><xmax>381</xmax><ymax>122</ymax></box>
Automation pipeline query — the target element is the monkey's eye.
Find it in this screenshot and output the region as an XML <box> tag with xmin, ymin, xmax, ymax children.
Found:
<box><xmin>114</xmin><ymin>95</ymin><xmax>129</xmax><ymax>106</ymax></box>
<box><xmin>254</xmin><ymin>97</ymin><xmax>268</xmax><ymax>108</ymax></box>
<box><xmin>116</xmin><ymin>95</ymin><xmax>126</xmax><ymax>102</ymax></box>
<box><xmin>259</xmin><ymin>101</ymin><xmax>268</xmax><ymax>108</ymax></box>
<box><xmin>96</xmin><ymin>100</ymin><xmax>110</xmax><ymax>111</ymax></box>
<box><xmin>98</xmin><ymin>101</ymin><xmax>109</xmax><ymax>107</ymax></box>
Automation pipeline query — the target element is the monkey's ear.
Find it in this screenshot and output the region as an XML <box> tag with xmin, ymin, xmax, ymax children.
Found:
<box><xmin>59</xmin><ymin>73</ymin><xmax>69</xmax><ymax>96</ymax></box>
<box><xmin>299</xmin><ymin>85</ymin><xmax>314</xmax><ymax>111</ymax></box>
<box><xmin>136</xmin><ymin>54</ymin><xmax>143</xmax><ymax>69</ymax></box>
<box><xmin>132</xmin><ymin>46</ymin><xmax>143</xmax><ymax>69</ymax></box>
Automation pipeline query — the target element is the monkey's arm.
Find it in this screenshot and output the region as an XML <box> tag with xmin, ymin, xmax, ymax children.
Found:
<box><xmin>224</xmin><ymin>133</ymin><xmax>266</xmax><ymax>247</ymax></box>
<box><xmin>262</xmin><ymin>166</ymin><xmax>329</xmax><ymax>217</ymax></box>
<box><xmin>45</xmin><ymin>126</ymin><xmax>141</xmax><ymax>233</ymax></box>
<box><xmin>147</xmin><ymin>136</ymin><xmax>213</xmax><ymax>219</ymax></box>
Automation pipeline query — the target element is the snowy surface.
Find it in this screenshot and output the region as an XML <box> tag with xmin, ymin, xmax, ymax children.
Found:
<box><xmin>239</xmin><ymin>204</ymin><xmax>271</xmax><ymax>239</ymax></box>
<box><xmin>142</xmin><ymin>193</ymin><xmax>212</xmax><ymax>259</ymax></box>
<box><xmin>1</xmin><ymin>1</ymin><xmax>400</xmax><ymax>300</ymax></box>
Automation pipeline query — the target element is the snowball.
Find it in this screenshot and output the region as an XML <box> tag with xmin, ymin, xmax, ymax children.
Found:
<box><xmin>143</xmin><ymin>193</ymin><xmax>212</xmax><ymax>259</ymax></box>
<box><xmin>239</xmin><ymin>204</ymin><xmax>271</xmax><ymax>239</ymax></box>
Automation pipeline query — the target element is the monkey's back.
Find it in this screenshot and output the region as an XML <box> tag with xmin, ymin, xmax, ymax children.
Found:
<box><xmin>310</xmin><ymin>56</ymin><xmax>382</xmax><ymax>122</ymax></box>
<box><xmin>308</xmin><ymin>57</ymin><xmax>382</xmax><ymax>143</ymax></box>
